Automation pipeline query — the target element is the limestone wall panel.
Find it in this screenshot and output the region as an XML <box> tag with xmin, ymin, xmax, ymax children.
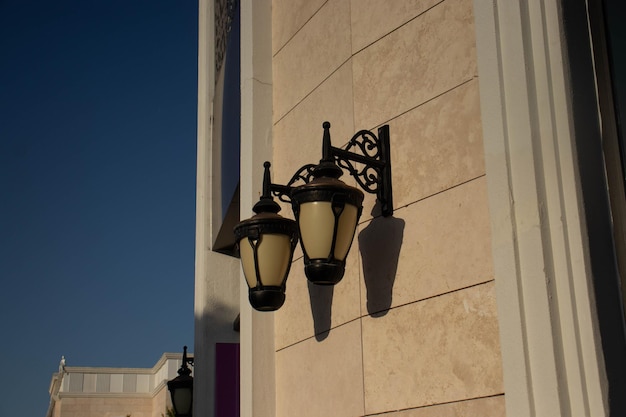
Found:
<box><xmin>350</xmin><ymin>0</ymin><xmax>442</xmax><ymax>53</ymax></box>
<box><xmin>272</xmin><ymin>62</ymin><xmax>355</xmax><ymax>185</ymax></box>
<box><xmin>352</xmin><ymin>0</ymin><xmax>477</xmax><ymax>130</ymax></box>
<box><xmin>272</xmin><ymin>0</ymin><xmax>326</xmax><ymax>55</ymax></box>
<box><xmin>275</xmin><ymin>320</ymin><xmax>365</xmax><ymax>417</ymax></box>
<box><xmin>273</xmin><ymin>0</ymin><xmax>351</xmax><ymax>122</ymax></box>
<box><xmin>374</xmin><ymin>395</ymin><xmax>505</xmax><ymax>417</ymax></box>
<box><xmin>362</xmin><ymin>281</ymin><xmax>503</xmax><ymax>414</ymax></box>
<box><xmin>361</xmin><ymin>79</ymin><xmax>485</xmax><ymax>218</ymax></box>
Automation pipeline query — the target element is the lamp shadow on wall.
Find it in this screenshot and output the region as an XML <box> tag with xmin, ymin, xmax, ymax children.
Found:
<box><xmin>308</xmin><ymin>280</ymin><xmax>334</xmax><ymax>341</ymax></box>
<box><xmin>358</xmin><ymin>204</ymin><xmax>405</xmax><ymax>317</ymax></box>
<box><xmin>307</xmin><ymin>204</ymin><xmax>404</xmax><ymax>340</ymax></box>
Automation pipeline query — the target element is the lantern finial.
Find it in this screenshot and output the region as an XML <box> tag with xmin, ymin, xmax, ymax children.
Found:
<box><xmin>313</xmin><ymin>121</ymin><xmax>343</xmax><ymax>179</ymax></box>
<box><xmin>252</xmin><ymin>162</ymin><xmax>281</xmax><ymax>214</ymax></box>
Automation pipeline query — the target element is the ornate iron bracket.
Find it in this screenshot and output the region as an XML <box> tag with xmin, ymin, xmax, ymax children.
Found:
<box><xmin>270</xmin><ymin>163</ymin><xmax>317</xmax><ymax>203</ymax></box>
<box><xmin>268</xmin><ymin>122</ymin><xmax>393</xmax><ymax>217</ymax></box>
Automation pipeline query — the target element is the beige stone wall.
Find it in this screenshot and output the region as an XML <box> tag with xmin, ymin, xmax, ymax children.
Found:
<box><xmin>151</xmin><ymin>385</ymin><xmax>170</xmax><ymax>417</ymax></box>
<box><xmin>54</xmin><ymin>389</ymin><xmax>168</xmax><ymax>417</ymax></box>
<box><xmin>55</xmin><ymin>397</ymin><xmax>152</xmax><ymax>417</ymax></box>
<box><xmin>49</xmin><ymin>355</ymin><xmax>181</xmax><ymax>417</ymax></box>
<box><xmin>271</xmin><ymin>0</ymin><xmax>504</xmax><ymax>415</ymax></box>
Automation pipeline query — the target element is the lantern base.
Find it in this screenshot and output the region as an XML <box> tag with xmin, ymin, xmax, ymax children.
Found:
<box><xmin>304</xmin><ymin>260</ymin><xmax>345</xmax><ymax>285</ymax></box>
<box><xmin>249</xmin><ymin>287</ymin><xmax>286</xmax><ymax>311</ymax></box>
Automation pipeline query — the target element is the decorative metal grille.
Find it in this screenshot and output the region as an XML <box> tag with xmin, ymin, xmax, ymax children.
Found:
<box><xmin>215</xmin><ymin>0</ymin><xmax>238</xmax><ymax>78</ymax></box>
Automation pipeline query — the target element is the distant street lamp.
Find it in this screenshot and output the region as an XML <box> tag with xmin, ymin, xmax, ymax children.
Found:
<box><xmin>167</xmin><ymin>346</ymin><xmax>194</xmax><ymax>417</ymax></box>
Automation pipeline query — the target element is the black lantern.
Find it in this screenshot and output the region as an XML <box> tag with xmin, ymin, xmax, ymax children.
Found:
<box><xmin>290</xmin><ymin>124</ymin><xmax>364</xmax><ymax>284</ymax></box>
<box><xmin>167</xmin><ymin>346</ymin><xmax>194</xmax><ymax>417</ymax></box>
<box><xmin>235</xmin><ymin>121</ymin><xmax>392</xmax><ymax>310</ymax></box>
<box><xmin>234</xmin><ymin>162</ymin><xmax>299</xmax><ymax>311</ymax></box>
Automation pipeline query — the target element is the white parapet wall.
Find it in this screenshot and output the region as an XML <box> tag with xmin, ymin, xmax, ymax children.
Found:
<box><xmin>47</xmin><ymin>352</ymin><xmax>189</xmax><ymax>417</ymax></box>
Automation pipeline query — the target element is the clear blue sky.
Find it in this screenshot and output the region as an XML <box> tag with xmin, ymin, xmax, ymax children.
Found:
<box><xmin>0</xmin><ymin>1</ymin><xmax>198</xmax><ymax>415</ymax></box>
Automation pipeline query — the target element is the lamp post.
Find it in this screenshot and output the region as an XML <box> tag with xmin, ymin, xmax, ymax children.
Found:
<box><xmin>167</xmin><ymin>346</ymin><xmax>194</xmax><ymax>417</ymax></box>
<box><xmin>235</xmin><ymin>121</ymin><xmax>393</xmax><ymax>310</ymax></box>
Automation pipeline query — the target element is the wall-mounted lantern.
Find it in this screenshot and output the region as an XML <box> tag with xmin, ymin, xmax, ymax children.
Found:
<box><xmin>234</xmin><ymin>121</ymin><xmax>393</xmax><ymax>311</ymax></box>
<box><xmin>233</xmin><ymin>162</ymin><xmax>299</xmax><ymax>311</ymax></box>
<box><xmin>167</xmin><ymin>346</ymin><xmax>194</xmax><ymax>417</ymax></box>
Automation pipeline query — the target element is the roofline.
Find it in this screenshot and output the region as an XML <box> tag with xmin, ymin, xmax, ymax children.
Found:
<box><xmin>61</xmin><ymin>352</ymin><xmax>190</xmax><ymax>374</ymax></box>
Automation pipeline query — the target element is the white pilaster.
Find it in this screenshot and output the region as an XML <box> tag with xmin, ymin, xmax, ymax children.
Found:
<box><xmin>473</xmin><ymin>0</ymin><xmax>609</xmax><ymax>416</ymax></box>
<box><xmin>239</xmin><ymin>0</ymin><xmax>275</xmax><ymax>416</ymax></box>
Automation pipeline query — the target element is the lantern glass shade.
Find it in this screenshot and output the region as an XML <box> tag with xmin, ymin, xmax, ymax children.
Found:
<box><xmin>239</xmin><ymin>232</ymin><xmax>294</xmax><ymax>288</ymax></box>
<box><xmin>167</xmin><ymin>371</ymin><xmax>193</xmax><ymax>417</ymax></box>
<box><xmin>172</xmin><ymin>386</ymin><xmax>192</xmax><ymax>416</ymax></box>
<box><xmin>291</xmin><ymin>176</ymin><xmax>364</xmax><ymax>285</ymax></box>
<box><xmin>234</xmin><ymin>209</ymin><xmax>298</xmax><ymax>311</ymax></box>
<box><xmin>298</xmin><ymin>201</ymin><xmax>359</xmax><ymax>260</ymax></box>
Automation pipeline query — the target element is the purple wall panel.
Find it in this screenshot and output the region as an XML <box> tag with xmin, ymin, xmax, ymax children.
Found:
<box><xmin>215</xmin><ymin>343</ymin><xmax>240</xmax><ymax>417</ymax></box>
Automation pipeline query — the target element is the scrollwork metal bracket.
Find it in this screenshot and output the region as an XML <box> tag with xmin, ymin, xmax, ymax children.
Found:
<box><xmin>270</xmin><ymin>164</ymin><xmax>317</xmax><ymax>203</ymax></box>
<box><xmin>330</xmin><ymin>124</ymin><xmax>392</xmax><ymax>216</ymax></box>
<box><xmin>266</xmin><ymin>122</ymin><xmax>393</xmax><ymax>216</ymax></box>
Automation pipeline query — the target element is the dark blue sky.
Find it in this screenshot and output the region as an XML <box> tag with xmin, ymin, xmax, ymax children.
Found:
<box><xmin>0</xmin><ymin>1</ymin><xmax>198</xmax><ymax>415</ymax></box>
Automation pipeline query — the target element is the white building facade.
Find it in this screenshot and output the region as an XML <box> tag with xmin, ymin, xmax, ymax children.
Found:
<box><xmin>194</xmin><ymin>0</ymin><xmax>626</xmax><ymax>416</ymax></box>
